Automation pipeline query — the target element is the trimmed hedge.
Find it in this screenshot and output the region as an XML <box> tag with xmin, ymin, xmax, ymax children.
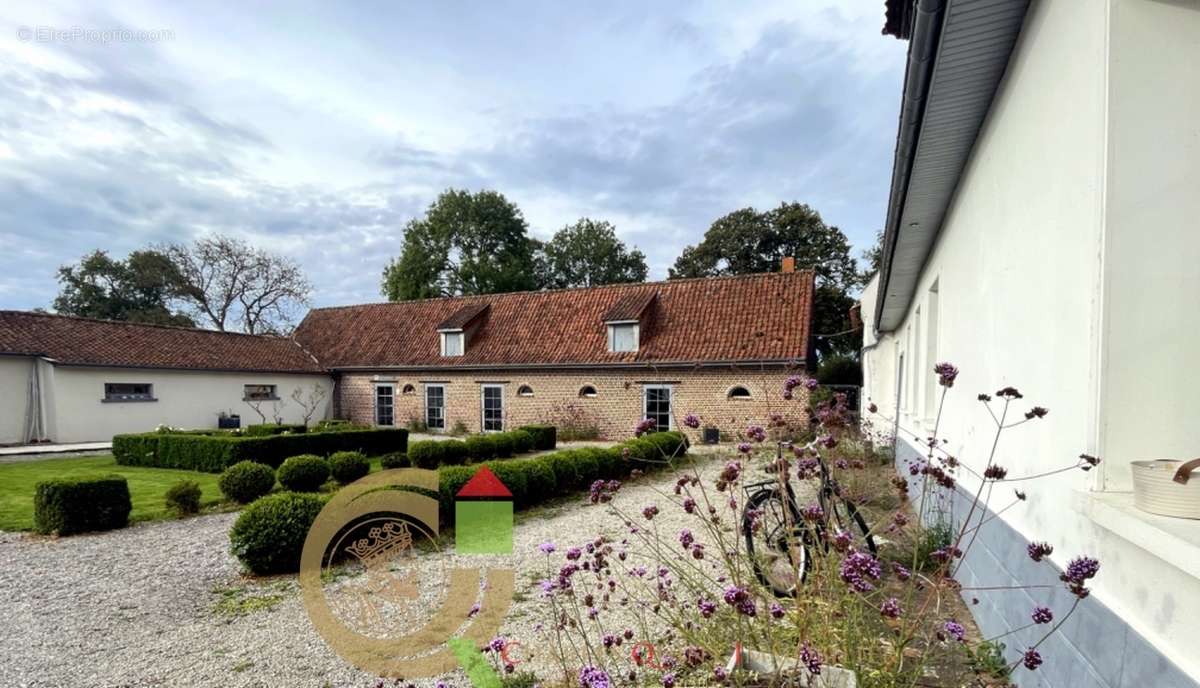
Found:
<box><xmin>380</xmin><ymin>452</ymin><xmax>409</xmax><ymax>469</ymax></box>
<box><xmin>518</xmin><ymin>424</ymin><xmax>556</xmax><ymax>451</ymax></box>
<box><xmin>34</xmin><ymin>475</ymin><xmax>132</xmax><ymax>535</ymax></box>
<box><xmin>244</xmin><ymin>423</ymin><xmax>307</xmax><ymax>436</ymax></box>
<box><xmin>409</xmin><ymin>440</ymin><xmax>444</xmax><ymax>469</ymax></box>
<box><xmin>277</xmin><ymin>455</ymin><xmax>330</xmax><ymax>492</ymax></box>
<box><xmin>165</xmin><ymin>480</ymin><xmax>202</xmax><ymax>516</ymax></box>
<box><xmin>329</xmin><ymin>451</ymin><xmax>370</xmax><ymax>485</ymax></box>
<box><xmin>229</xmin><ymin>492</ymin><xmax>326</xmax><ymax>575</ymax></box>
<box><xmin>219</xmin><ymin>461</ymin><xmax>277</xmax><ymax>504</ymax></box>
<box><xmin>113</xmin><ymin>427</ymin><xmax>409</xmax><ymax>472</ymax></box>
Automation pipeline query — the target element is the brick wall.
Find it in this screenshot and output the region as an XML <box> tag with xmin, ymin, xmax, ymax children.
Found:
<box><xmin>334</xmin><ymin>367</ymin><xmax>810</xmax><ymax>442</ymax></box>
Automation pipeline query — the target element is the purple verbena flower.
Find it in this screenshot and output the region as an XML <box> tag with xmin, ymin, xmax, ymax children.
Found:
<box><xmin>578</xmin><ymin>665</ymin><xmax>612</xmax><ymax>688</ymax></box>
<box><xmin>747</xmin><ymin>425</ymin><xmax>767</xmax><ymax>442</ymax></box>
<box><xmin>634</xmin><ymin>418</ymin><xmax>657</xmax><ymax>437</ymax></box>
<box><xmin>1023</xmin><ymin>648</ymin><xmax>1043</xmax><ymax>670</ymax></box>
<box><xmin>879</xmin><ymin>597</ymin><xmax>903</xmax><ymax>619</ymax></box>
<box><xmin>943</xmin><ymin>620</ymin><xmax>965</xmax><ymax>642</ymax></box>
<box><xmin>1025</xmin><ymin>406</ymin><xmax>1049</xmax><ymax>420</ymax></box>
<box><xmin>697</xmin><ymin>597</ymin><xmax>717</xmax><ymax>618</ymax></box>
<box><xmin>800</xmin><ymin>503</ymin><xmax>824</xmax><ymax>522</ymax></box>
<box><xmin>891</xmin><ymin>562</ymin><xmax>911</xmax><ymax>581</ymax></box>
<box><xmin>661</xmin><ymin>673</ymin><xmax>676</xmax><ymax>688</ymax></box>
<box><xmin>682</xmin><ymin>496</ymin><xmax>697</xmax><ymax>514</ymax></box>
<box><xmin>984</xmin><ymin>464</ymin><xmax>1008</xmax><ymax>480</ymax></box>
<box><xmin>683</xmin><ymin>413</ymin><xmax>701</xmax><ymax>429</ymax></box>
<box><xmin>934</xmin><ymin>362</ymin><xmax>959</xmax><ymax>387</ymax></box>
<box><xmin>538</xmin><ymin>541</ymin><xmax>557</xmax><ymax>554</ymax></box>
<box><xmin>1032</xmin><ymin>606</ymin><xmax>1053</xmax><ymax>624</ymax></box>
<box><xmin>642</xmin><ymin>504</ymin><xmax>659</xmax><ymax>520</ymax></box>
<box><xmin>566</xmin><ymin>547</ymin><xmax>583</xmax><ymax>560</ymax></box>
<box><xmin>839</xmin><ymin>550</ymin><xmax>883</xmax><ymax>593</ymax></box>
<box><xmin>804</xmin><ymin>377</ymin><xmax>819</xmax><ymax>391</ymax></box>
<box><xmin>1028</xmin><ymin>542</ymin><xmax>1054</xmax><ymax>562</ymax></box>
<box><xmin>487</xmin><ymin>636</ymin><xmax>507</xmax><ymax>653</ymax></box>
<box><xmin>770</xmin><ymin>602</ymin><xmax>785</xmax><ymax>619</ymax></box>
<box><xmin>800</xmin><ymin>642</ymin><xmax>822</xmax><ymax>675</ymax></box>
<box><xmin>736</xmin><ymin>442</ymin><xmax>753</xmax><ymax>454</ymax></box>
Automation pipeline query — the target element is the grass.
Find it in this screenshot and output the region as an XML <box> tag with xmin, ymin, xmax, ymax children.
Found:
<box><xmin>0</xmin><ymin>454</ymin><xmax>225</xmax><ymax>531</ymax></box>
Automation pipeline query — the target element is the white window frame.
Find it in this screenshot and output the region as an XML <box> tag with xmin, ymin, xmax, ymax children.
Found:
<box><xmin>606</xmin><ymin>321</ymin><xmax>640</xmax><ymax>353</ymax></box>
<box><xmin>440</xmin><ymin>330</ymin><xmax>465</xmax><ymax>357</ymax></box>
<box><xmin>243</xmin><ymin>383</ymin><xmax>278</xmax><ymax>401</ymax></box>
<box><xmin>374</xmin><ymin>383</ymin><xmax>395</xmax><ymax>427</ymax></box>
<box><xmin>480</xmin><ymin>384</ymin><xmax>504</xmax><ymax>432</ymax></box>
<box><xmin>103</xmin><ymin>382</ymin><xmax>155</xmax><ymax>402</ymax></box>
<box><xmin>642</xmin><ymin>384</ymin><xmax>673</xmax><ymax>431</ymax></box>
<box><xmin>424</xmin><ymin>383</ymin><xmax>446</xmax><ymax>431</ymax></box>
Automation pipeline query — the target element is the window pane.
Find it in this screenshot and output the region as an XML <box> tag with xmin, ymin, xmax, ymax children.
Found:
<box><xmin>610</xmin><ymin>324</ymin><xmax>637</xmax><ymax>352</ymax></box>
<box><xmin>482</xmin><ymin>386</ymin><xmax>503</xmax><ymax>431</ymax></box>
<box><xmin>104</xmin><ymin>383</ymin><xmax>153</xmax><ymax>401</ymax></box>
<box><xmin>643</xmin><ymin>387</ymin><xmax>671</xmax><ymax>431</ymax></box>
<box><xmin>244</xmin><ymin>384</ymin><xmax>277</xmax><ymax>401</ymax></box>
<box><xmin>444</xmin><ymin>333</ymin><xmax>463</xmax><ymax>356</ymax></box>
<box><xmin>426</xmin><ymin>386</ymin><xmax>445</xmax><ymax>429</ymax></box>
<box><xmin>375</xmin><ymin>386</ymin><xmax>394</xmax><ymax>426</ymax></box>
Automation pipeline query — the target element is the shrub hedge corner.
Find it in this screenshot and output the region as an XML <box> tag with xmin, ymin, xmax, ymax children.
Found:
<box><xmin>33</xmin><ymin>475</ymin><xmax>132</xmax><ymax>535</ymax></box>
<box><xmin>518</xmin><ymin>424</ymin><xmax>557</xmax><ymax>451</ymax></box>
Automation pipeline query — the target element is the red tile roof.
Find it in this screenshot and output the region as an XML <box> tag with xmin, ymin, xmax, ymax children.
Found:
<box><xmin>437</xmin><ymin>303</ymin><xmax>490</xmax><ymax>331</ymax></box>
<box><xmin>295</xmin><ymin>271</ymin><xmax>815</xmax><ymax>370</ymax></box>
<box><xmin>0</xmin><ymin>311</ymin><xmax>324</xmax><ymax>373</ymax></box>
<box><xmin>601</xmin><ymin>289</ymin><xmax>657</xmax><ymax>322</ymax></box>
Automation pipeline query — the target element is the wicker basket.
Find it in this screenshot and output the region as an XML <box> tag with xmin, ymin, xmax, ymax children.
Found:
<box><xmin>1131</xmin><ymin>459</ymin><xmax>1200</xmax><ymax>519</ymax></box>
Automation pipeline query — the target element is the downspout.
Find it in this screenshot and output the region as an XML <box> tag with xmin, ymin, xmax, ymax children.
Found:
<box><xmin>875</xmin><ymin>0</ymin><xmax>947</xmax><ymax>333</ymax></box>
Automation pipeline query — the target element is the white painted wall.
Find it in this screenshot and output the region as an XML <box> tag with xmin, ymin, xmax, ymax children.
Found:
<box><xmin>49</xmin><ymin>367</ymin><xmax>333</xmax><ymax>442</ymax></box>
<box><xmin>0</xmin><ymin>356</ymin><xmax>34</xmax><ymax>445</ymax></box>
<box><xmin>864</xmin><ymin>0</ymin><xmax>1200</xmax><ymax>680</ymax></box>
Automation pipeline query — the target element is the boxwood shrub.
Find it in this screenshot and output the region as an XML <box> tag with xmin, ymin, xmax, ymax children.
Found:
<box><xmin>438</xmin><ymin>465</ymin><xmax>476</xmax><ymax>519</ymax></box>
<box><xmin>481</xmin><ymin>460</ymin><xmax>529</xmax><ymax>507</ymax></box>
<box><xmin>329</xmin><ymin>451</ymin><xmax>369</xmax><ymax>485</ymax></box>
<box><xmin>544</xmin><ymin>451</ymin><xmax>582</xmax><ymax>493</ymax></box>
<box><xmin>440</xmin><ymin>440</ymin><xmax>470</xmax><ymax>465</ymax></box>
<box><xmin>277</xmin><ymin>454</ymin><xmax>330</xmax><ymax>492</ymax></box>
<box><xmin>165</xmin><ymin>480</ymin><xmax>202</xmax><ymax>516</ymax></box>
<box><xmin>380</xmin><ymin>452</ymin><xmax>409</xmax><ymax>469</ymax></box>
<box><xmin>509</xmin><ymin>430</ymin><xmax>535</xmax><ymax>454</ymax></box>
<box><xmin>33</xmin><ymin>475</ymin><xmax>132</xmax><ymax>535</ymax></box>
<box><xmin>244</xmin><ymin>423</ymin><xmax>307</xmax><ymax>436</ymax></box>
<box><xmin>219</xmin><ymin>461</ymin><xmax>277</xmax><ymax>504</ymax></box>
<box><xmin>465</xmin><ymin>434</ymin><xmax>496</xmax><ymax>461</ymax></box>
<box><xmin>518</xmin><ymin>424</ymin><xmax>556</xmax><ymax>451</ymax></box>
<box><xmin>229</xmin><ymin>492</ymin><xmax>325</xmax><ymax>575</ymax></box>
<box><xmin>113</xmin><ymin>427</ymin><xmax>409</xmax><ymax>472</ymax></box>
<box><xmin>492</xmin><ymin>433</ymin><xmax>516</xmax><ymax>458</ymax></box>
<box><xmin>409</xmin><ymin>440</ymin><xmax>444</xmax><ymax>469</ymax></box>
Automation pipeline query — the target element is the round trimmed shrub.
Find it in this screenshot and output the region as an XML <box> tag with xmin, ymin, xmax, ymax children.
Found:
<box><xmin>218</xmin><ymin>461</ymin><xmax>276</xmax><ymax>504</ymax></box>
<box><xmin>441</xmin><ymin>440</ymin><xmax>470</xmax><ymax>465</ymax></box>
<box><xmin>165</xmin><ymin>480</ymin><xmax>202</xmax><ymax>516</ymax></box>
<box><xmin>229</xmin><ymin>492</ymin><xmax>325</xmax><ymax>575</ymax></box>
<box><xmin>510</xmin><ymin>430</ymin><xmax>535</xmax><ymax>454</ymax></box>
<box><xmin>277</xmin><ymin>454</ymin><xmax>330</xmax><ymax>492</ymax></box>
<box><xmin>545</xmin><ymin>451</ymin><xmax>581</xmax><ymax>493</ymax></box>
<box><xmin>380</xmin><ymin>451</ymin><xmax>409</xmax><ymax>469</ymax></box>
<box><xmin>492</xmin><ymin>433</ymin><xmax>516</xmax><ymax>458</ymax></box>
<box><xmin>409</xmin><ymin>441</ymin><xmax>444</xmax><ymax>469</ymax></box>
<box><xmin>465</xmin><ymin>434</ymin><xmax>497</xmax><ymax>460</ymax></box>
<box><xmin>329</xmin><ymin>451</ymin><xmax>369</xmax><ymax>485</ymax></box>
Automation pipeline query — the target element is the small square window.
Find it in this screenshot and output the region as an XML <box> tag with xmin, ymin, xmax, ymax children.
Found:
<box><xmin>243</xmin><ymin>384</ymin><xmax>278</xmax><ymax>401</ymax></box>
<box><xmin>608</xmin><ymin>323</ymin><xmax>638</xmax><ymax>352</ymax></box>
<box><xmin>104</xmin><ymin>383</ymin><xmax>154</xmax><ymax>402</ymax></box>
<box><xmin>442</xmin><ymin>331</ymin><xmax>464</xmax><ymax>357</ymax></box>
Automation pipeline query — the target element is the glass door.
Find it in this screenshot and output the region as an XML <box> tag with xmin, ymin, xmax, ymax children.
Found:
<box><xmin>481</xmin><ymin>384</ymin><xmax>504</xmax><ymax>431</ymax></box>
<box><xmin>643</xmin><ymin>384</ymin><xmax>672</xmax><ymax>431</ymax></box>
<box><xmin>374</xmin><ymin>384</ymin><xmax>395</xmax><ymax>426</ymax></box>
<box><xmin>425</xmin><ymin>384</ymin><xmax>445</xmax><ymax>431</ymax></box>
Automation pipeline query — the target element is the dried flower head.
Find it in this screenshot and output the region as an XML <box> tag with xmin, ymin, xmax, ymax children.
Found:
<box><xmin>800</xmin><ymin>642</ymin><xmax>822</xmax><ymax>675</ymax></box>
<box><xmin>1025</xmin><ymin>406</ymin><xmax>1049</xmax><ymax>419</ymax></box>
<box><xmin>1027</xmin><ymin>541</ymin><xmax>1054</xmax><ymax>562</ymax></box>
<box><xmin>996</xmin><ymin>386</ymin><xmax>1024</xmax><ymax>399</ymax></box>
<box><xmin>746</xmin><ymin>425</ymin><xmax>767</xmax><ymax>442</ymax></box>
<box><xmin>1023</xmin><ymin>648</ymin><xmax>1043</xmax><ymax>671</ymax></box>
<box><xmin>682</xmin><ymin>413</ymin><xmax>700</xmax><ymax>429</ymax></box>
<box><xmin>934</xmin><ymin>362</ymin><xmax>959</xmax><ymax>387</ymax></box>
<box><xmin>1032</xmin><ymin>606</ymin><xmax>1053</xmax><ymax>624</ymax></box>
<box><xmin>984</xmin><ymin>464</ymin><xmax>1008</xmax><ymax>480</ymax></box>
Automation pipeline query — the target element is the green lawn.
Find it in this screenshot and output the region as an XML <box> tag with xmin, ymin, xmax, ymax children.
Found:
<box><xmin>0</xmin><ymin>454</ymin><xmax>226</xmax><ymax>531</ymax></box>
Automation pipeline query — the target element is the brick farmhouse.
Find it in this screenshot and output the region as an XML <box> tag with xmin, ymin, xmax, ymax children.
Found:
<box><xmin>0</xmin><ymin>270</ymin><xmax>814</xmax><ymax>444</ymax></box>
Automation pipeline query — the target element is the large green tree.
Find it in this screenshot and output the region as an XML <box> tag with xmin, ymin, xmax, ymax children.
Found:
<box><xmin>669</xmin><ymin>202</ymin><xmax>863</xmax><ymax>359</ymax></box>
<box><xmin>539</xmin><ymin>218</ymin><xmax>648</xmax><ymax>289</ymax></box>
<box><xmin>382</xmin><ymin>189</ymin><xmax>539</xmax><ymax>300</ymax></box>
<box><xmin>53</xmin><ymin>250</ymin><xmax>194</xmax><ymax>326</ymax></box>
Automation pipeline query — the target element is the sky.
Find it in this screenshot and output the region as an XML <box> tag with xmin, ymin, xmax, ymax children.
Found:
<box><xmin>0</xmin><ymin>1</ymin><xmax>907</xmax><ymax>311</ymax></box>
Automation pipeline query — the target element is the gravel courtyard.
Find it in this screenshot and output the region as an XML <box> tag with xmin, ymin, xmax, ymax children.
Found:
<box><xmin>0</xmin><ymin>449</ymin><xmax>758</xmax><ymax>688</ymax></box>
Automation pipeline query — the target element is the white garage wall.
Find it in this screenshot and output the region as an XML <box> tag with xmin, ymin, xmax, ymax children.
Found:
<box><xmin>49</xmin><ymin>367</ymin><xmax>334</xmax><ymax>442</ymax></box>
<box><xmin>0</xmin><ymin>356</ymin><xmax>34</xmax><ymax>445</ymax></box>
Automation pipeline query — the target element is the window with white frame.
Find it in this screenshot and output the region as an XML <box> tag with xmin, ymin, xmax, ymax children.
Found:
<box><xmin>923</xmin><ymin>282</ymin><xmax>939</xmax><ymax>422</ymax></box>
<box><xmin>481</xmin><ymin>384</ymin><xmax>504</xmax><ymax>431</ymax></box>
<box><xmin>607</xmin><ymin>322</ymin><xmax>639</xmax><ymax>352</ymax></box>
<box><xmin>243</xmin><ymin>384</ymin><xmax>278</xmax><ymax>401</ymax></box>
<box><xmin>441</xmin><ymin>331</ymin><xmax>464</xmax><ymax>357</ymax></box>
<box><xmin>103</xmin><ymin>383</ymin><xmax>154</xmax><ymax>402</ymax></box>
<box><xmin>375</xmin><ymin>384</ymin><xmax>395</xmax><ymax>426</ymax></box>
<box><xmin>643</xmin><ymin>384</ymin><xmax>672</xmax><ymax>431</ymax></box>
<box><xmin>425</xmin><ymin>384</ymin><xmax>446</xmax><ymax>430</ymax></box>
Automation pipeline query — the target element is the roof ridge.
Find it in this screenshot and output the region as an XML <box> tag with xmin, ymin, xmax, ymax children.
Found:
<box><xmin>0</xmin><ymin>310</ymin><xmax>291</xmax><ymax>341</ymax></box>
<box><xmin>306</xmin><ymin>270</ymin><xmax>813</xmax><ymax>313</ymax></box>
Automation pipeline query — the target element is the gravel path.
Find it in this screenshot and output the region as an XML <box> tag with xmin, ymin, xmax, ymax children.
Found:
<box><xmin>0</xmin><ymin>448</ymin><xmax>771</xmax><ymax>688</ymax></box>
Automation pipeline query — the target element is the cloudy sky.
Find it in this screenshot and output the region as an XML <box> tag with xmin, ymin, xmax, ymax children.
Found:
<box><xmin>0</xmin><ymin>1</ymin><xmax>906</xmax><ymax>310</ymax></box>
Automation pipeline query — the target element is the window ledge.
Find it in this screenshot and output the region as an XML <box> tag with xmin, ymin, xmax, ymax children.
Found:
<box><xmin>101</xmin><ymin>398</ymin><xmax>158</xmax><ymax>403</ymax></box>
<box><xmin>1073</xmin><ymin>490</ymin><xmax>1200</xmax><ymax>579</ymax></box>
<box><xmin>243</xmin><ymin>397</ymin><xmax>281</xmax><ymax>402</ymax></box>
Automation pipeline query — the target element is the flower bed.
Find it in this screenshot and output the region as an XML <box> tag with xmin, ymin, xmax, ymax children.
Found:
<box><xmin>112</xmin><ymin>427</ymin><xmax>409</xmax><ymax>472</ymax></box>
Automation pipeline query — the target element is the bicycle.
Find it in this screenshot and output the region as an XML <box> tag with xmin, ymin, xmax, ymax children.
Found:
<box><xmin>742</xmin><ymin>445</ymin><xmax>877</xmax><ymax>596</ymax></box>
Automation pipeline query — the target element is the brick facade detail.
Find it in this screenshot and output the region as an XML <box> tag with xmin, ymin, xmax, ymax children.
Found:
<box><xmin>335</xmin><ymin>367</ymin><xmax>810</xmax><ymax>442</ymax></box>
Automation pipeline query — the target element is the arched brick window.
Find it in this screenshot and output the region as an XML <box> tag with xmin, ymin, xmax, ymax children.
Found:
<box><xmin>579</xmin><ymin>385</ymin><xmax>598</xmax><ymax>398</ymax></box>
<box><xmin>727</xmin><ymin>386</ymin><xmax>752</xmax><ymax>399</ymax></box>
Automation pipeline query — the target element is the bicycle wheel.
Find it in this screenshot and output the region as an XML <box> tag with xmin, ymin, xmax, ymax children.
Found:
<box><xmin>827</xmin><ymin>494</ymin><xmax>877</xmax><ymax>554</ymax></box>
<box><xmin>743</xmin><ymin>488</ymin><xmax>810</xmax><ymax>596</ymax></box>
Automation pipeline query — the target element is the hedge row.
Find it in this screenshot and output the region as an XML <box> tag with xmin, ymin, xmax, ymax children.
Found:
<box><xmin>34</xmin><ymin>475</ymin><xmax>132</xmax><ymax>535</ymax></box>
<box><xmin>517</xmin><ymin>424</ymin><xmax>556</xmax><ymax>451</ymax></box>
<box><xmin>408</xmin><ymin>429</ymin><xmax>540</xmax><ymax>468</ymax></box>
<box><xmin>229</xmin><ymin>430</ymin><xmax>688</xmax><ymax>575</ymax></box>
<box><xmin>243</xmin><ymin>423</ymin><xmax>307</xmax><ymax>436</ymax></box>
<box><xmin>113</xmin><ymin>428</ymin><xmax>409</xmax><ymax>472</ymax></box>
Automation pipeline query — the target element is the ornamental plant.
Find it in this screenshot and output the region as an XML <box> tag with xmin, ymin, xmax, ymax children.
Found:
<box><xmin>532</xmin><ymin>363</ymin><xmax>1100</xmax><ymax>688</ymax></box>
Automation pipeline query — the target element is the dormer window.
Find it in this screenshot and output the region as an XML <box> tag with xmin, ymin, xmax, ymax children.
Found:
<box><xmin>607</xmin><ymin>321</ymin><xmax>639</xmax><ymax>353</ymax></box>
<box><xmin>441</xmin><ymin>330</ymin><xmax>464</xmax><ymax>357</ymax></box>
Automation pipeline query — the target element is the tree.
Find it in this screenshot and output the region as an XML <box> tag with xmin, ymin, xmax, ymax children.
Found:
<box><xmin>669</xmin><ymin>202</ymin><xmax>863</xmax><ymax>359</ymax></box>
<box><xmin>53</xmin><ymin>250</ymin><xmax>194</xmax><ymax>326</ymax></box>
<box><xmin>382</xmin><ymin>189</ymin><xmax>539</xmax><ymax>300</ymax></box>
<box><xmin>539</xmin><ymin>219</ymin><xmax>648</xmax><ymax>289</ymax></box>
<box><xmin>164</xmin><ymin>235</ymin><xmax>311</xmax><ymax>335</ymax></box>
<box><xmin>862</xmin><ymin>229</ymin><xmax>885</xmax><ymax>278</ymax></box>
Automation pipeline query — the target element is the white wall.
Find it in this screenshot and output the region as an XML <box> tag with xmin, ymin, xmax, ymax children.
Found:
<box><xmin>0</xmin><ymin>356</ymin><xmax>34</xmax><ymax>445</ymax></box>
<box><xmin>49</xmin><ymin>367</ymin><xmax>334</xmax><ymax>442</ymax></box>
<box><xmin>863</xmin><ymin>1</ymin><xmax>1200</xmax><ymax>680</ymax></box>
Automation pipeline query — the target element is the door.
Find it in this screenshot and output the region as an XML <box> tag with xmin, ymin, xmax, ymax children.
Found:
<box><xmin>643</xmin><ymin>384</ymin><xmax>672</xmax><ymax>431</ymax></box>
<box><xmin>374</xmin><ymin>384</ymin><xmax>395</xmax><ymax>427</ymax></box>
<box><xmin>425</xmin><ymin>384</ymin><xmax>445</xmax><ymax>431</ymax></box>
<box><xmin>481</xmin><ymin>384</ymin><xmax>504</xmax><ymax>432</ymax></box>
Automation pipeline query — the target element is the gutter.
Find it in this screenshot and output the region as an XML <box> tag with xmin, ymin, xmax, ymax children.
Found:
<box><xmin>327</xmin><ymin>359</ymin><xmax>808</xmax><ymax>373</ymax></box>
<box><xmin>875</xmin><ymin>0</ymin><xmax>948</xmax><ymax>334</ymax></box>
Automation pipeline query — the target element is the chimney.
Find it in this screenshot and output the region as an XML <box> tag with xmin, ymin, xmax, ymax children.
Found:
<box><xmin>781</xmin><ymin>256</ymin><xmax>796</xmax><ymax>273</ymax></box>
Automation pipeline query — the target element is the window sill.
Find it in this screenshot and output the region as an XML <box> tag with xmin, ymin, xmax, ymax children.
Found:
<box><xmin>1073</xmin><ymin>490</ymin><xmax>1200</xmax><ymax>579</ymax></box>
<box><xmin>101</xmin><ymin>398</ymin><xmax>158</xmax><ymax>403</ymax></box>
<box><xmin>243</xmin><ymin>397</ymin><xmax>281</xmax><ymax>402</ymax></box>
